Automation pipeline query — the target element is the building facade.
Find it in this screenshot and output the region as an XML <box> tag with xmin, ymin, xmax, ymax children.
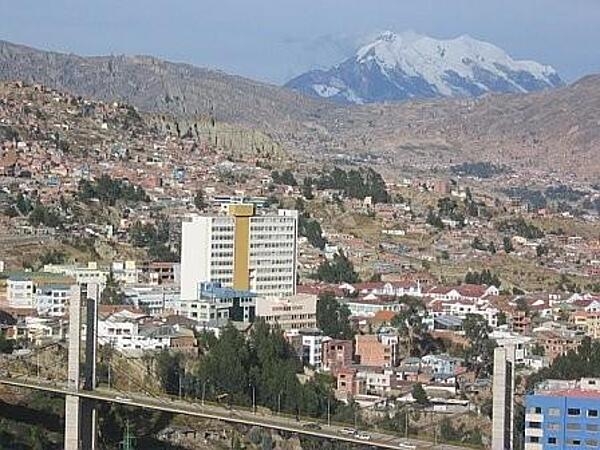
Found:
<box><xmin>525</xmin><ymin>378</ymin><xmax>600</xmax><ymax>450</ymax></box>
<box><xmin>255</xmin><ymin>293</ymin><xmax>317</xmax><ymax>331</ymax></box>
<box><xmin>180</xmin><ymin>205</ymin><xmax>298</xmax><ymax>300</ymax></box>
<box><xmin>7</xmin><ymin>276</ymin><xmax>35</xmax><ymax>309</ymax></box>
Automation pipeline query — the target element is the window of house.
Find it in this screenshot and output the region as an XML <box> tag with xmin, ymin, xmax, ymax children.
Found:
<box><xmin>588</xmin><ymin>409</ymin><xmax>599</xmax><ymax>418</ymax></box>
<box><xmin>547</xmin><ymin>423</ymin><xmax>560</xmax><ymax>431</ymax></box>
<box><xmin>567</xmin><ymin>439</ymin><xmax>581</xmax><ymax>446</ymax></box>
<box><xmin>567</xmin><ymin>423</ymin><xmax>582</xmax><ymax>431</ymax></box>
<box><xmin>548</xmin><ymin>408</ymin><xmax>561</xmax><ymax>416</ymax></box>
<box><xmin>586</xmin><ymin>423</ymin><xmax>599</xmax><ymax>432</ymax></box>
<box><xmin>548</xmin><ymin>437</ymin><xmax>557</xmax><ymax>445</ymax></box>
<box><xmin>568</xmin><ymin>408</ymin><xmax>581</xmax><ymax>416</ymax></box>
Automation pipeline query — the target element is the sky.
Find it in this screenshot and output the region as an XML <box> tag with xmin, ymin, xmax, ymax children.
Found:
<box><xmin>0</xmin><ymin>0</ymin><xmax>598</xmax><ymax>84</ymax></box>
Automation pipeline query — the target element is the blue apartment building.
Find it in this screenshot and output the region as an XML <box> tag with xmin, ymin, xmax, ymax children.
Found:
<box><xmin>525</xmin><ymin>378</ymin><xmax>600</xmax><ymax>450</ymax></box>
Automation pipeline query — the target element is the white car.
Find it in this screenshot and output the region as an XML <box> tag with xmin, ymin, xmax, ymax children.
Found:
<box><xmin>340</xmin><ymin>427</ymin><xmax>356</xmax><ymax>435</ymax></box>
<box><xmin>354</xmin><ymin>431</ymin><xmax>371</xmax><ymax>441</ymax></box>
<box><xmin>115</xmin><ymin>396</ymin><xmax>132</xmax><ymax>402</ymax></box>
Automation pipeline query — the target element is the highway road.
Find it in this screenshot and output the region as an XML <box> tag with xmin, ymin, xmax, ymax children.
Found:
<box><xmin>0</xmin><ymin>376</ymin><xmax>470</xmax><ymax>450</ymax></box>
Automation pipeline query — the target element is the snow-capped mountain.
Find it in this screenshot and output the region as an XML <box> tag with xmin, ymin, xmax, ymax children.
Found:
<box><xmin>285</xmin><ymin>31</ymin><xmax>563</xmax><ymax>104</ymax></box>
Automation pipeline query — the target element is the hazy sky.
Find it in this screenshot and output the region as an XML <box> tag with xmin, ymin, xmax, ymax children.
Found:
<box><xmin>1</xmin><ymin>0</ymin><xmax>598</xmax><ymax>84</ymax></box>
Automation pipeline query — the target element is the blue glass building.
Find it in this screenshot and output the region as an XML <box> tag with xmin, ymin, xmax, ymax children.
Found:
<box><xmin>525</xmin><ymin>378</ymin><xmax>600</xmax><ymax>449</ymax></box>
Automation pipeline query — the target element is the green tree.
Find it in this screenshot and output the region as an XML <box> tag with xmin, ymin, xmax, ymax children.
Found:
<box><xmin>463</xmin><ymin>314</ymin><xmax>496</xmax><ymax>378</ymax></box>
<box><xmin>411</xmin><ymin>383</ymin><xmax>429</xmax><ymax>406</ymax></box>
<box><xmin>101</xmin><ymin>271</ymin><xmax>126</xmax><ymax>305</ymax></box>
<box><xmin>503</xmin><ymin>236</ymin><xmax>514</xmax><ymax>253</ymax></box>
<box><xmin>194</xmin><ymin>189</ymin><xmax>207</xmax><ymax>210</ymax></box>
<box><xmin>302</xmin><ymin>177</ymin><xmax>314</xmax><ymax>200</ymax></box>
<box><xmin>299</xmin><ymin>214</ymin><xmax>327</xmax><ymax>250</ymax></box>
<box><xmin>316</xmin><ymin>251</ymin><xmax>359</xmax><ymax>284</ymax></box>
<box><xmin>0</xmin><ymin>331</ymin><xmax>14</xmax><ymax>354</ymax></box>
<box><xmin>316</xmin><ymin>292</ymin><xmax>355</xmax><ymax>340</ymax></box>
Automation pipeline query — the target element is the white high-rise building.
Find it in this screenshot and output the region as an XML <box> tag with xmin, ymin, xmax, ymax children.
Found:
<box><xmin>181</xmin><ymin>205</ymin><xmax>298</xmax><ymax>300</ymax></box>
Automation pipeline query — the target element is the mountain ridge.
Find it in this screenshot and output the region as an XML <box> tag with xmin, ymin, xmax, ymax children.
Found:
<box><xmin>285</xmin><ymin>31</ymin><xmax>563</xmax><ymax>104</ymax></box>
<box><xmin>0</xmin><ymin>39</ymin><xmax>598</xmax><ymax>178</ymax></box>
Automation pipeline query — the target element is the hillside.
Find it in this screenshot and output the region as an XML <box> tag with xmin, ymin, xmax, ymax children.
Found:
<box><xmin>0</xmin><ymin>40</ymin><xmax>331</xmax><ymax>132</ymax></box>
<box><xmin>314</xmin><ymin>75</ymin><xmax>600</xmax><ymax>177</ymax></box>
<box><xmin>0</xmin><ymin>40</ymin><xmax>599</xmax><ymax>178</ymax></box>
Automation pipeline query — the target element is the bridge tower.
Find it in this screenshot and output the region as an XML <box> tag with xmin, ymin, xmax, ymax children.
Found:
<box><xmin>64</xmin><ymin>282</ymin><xmax>100</xmax><ymax>450</ymax></box>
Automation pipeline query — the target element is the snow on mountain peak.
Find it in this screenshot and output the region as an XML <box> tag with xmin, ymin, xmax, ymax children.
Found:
<box><xmin>285</xmin><ymin>31</ymin><xmax>563</xmax><ymax>104</ymax></box>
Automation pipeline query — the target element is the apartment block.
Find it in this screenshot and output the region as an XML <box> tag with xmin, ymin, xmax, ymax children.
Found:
<box><xmin>6</xmin><ymin>276</ymin><xmax>35</xmax><ymax>309</ymax></box>
<box><xmin>255</xmin><ymin>293</ymin><xmax>317</xmax><ymax>331</ymax></box>
<box><xmin>180</xmin><ymin>205</ymin><xmax>298</xmax><ymax>300</ymax></box>
<box><xmin>355</xmin><ymin>332</ymin><xmax>399</xmax><ymax>367</ymax></box>
<box><xmin>525</xmin><ymin>378</ymin><xmax>600</xmax><ymax>450</ymax></box>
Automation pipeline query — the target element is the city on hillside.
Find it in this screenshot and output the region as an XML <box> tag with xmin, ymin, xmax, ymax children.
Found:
<box><xmin>0</xmin><ymin>2</ymin><xmax>599</xmax><ymax>450</ymax></box>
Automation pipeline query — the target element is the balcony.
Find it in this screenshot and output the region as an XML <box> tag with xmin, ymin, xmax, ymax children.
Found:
<box><xmin>525</xmin><ymin>413</ymin><xmax>544</xmax><ymax>423</ymax></box>
<box><xmin>525</xmin><ymin>427</ymin><xmax>543</xmax><ymax>438</ymax></box>
<box><xmin>524</xmin><ymin>444</ymin><xmax>543</xmax><ymax>450</ymax></box>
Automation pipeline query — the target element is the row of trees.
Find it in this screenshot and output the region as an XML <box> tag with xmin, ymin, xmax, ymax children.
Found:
<box><xmin>129</xmin><ymin>219</ymin><xmax>179</xmax><ymax>262</ymax></box>
<box><xmin>312</xmin><ymin>167</ymin><xmax>390</xmax><ymax>204</ymax></box>
<box><xmin>154</xmin><ymin>321</ymin><xmax>349</xmax><ymax>420</ymax></box>
<box><xmin>315</xmin><ymin>251</ymin><xmax>359</xmax><ymax>284</ymax></box>
<box><xmin>497</xmin><ymin>217</ymin><xmax>544</xmax><ymax>240</ymax></box>
<box><xmin>78</xmin><ymin>175</ymin><xmax>149</xmax><ymax>206</ymax></box>
<box><xmin>464</xmin><ymin>269</ymin><xmax>501</xmax><ymax>287</ymax></box>
<box><xmin>527</xmin><ymin>337</ymin><xmax>600</xmax><ymax>389</ymax></box>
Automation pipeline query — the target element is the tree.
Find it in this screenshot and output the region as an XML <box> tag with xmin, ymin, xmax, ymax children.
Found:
<box><xmin>155</xmin><ymin>350</ymin><xmax>185</xmax><ymax>395</ymax></box>
<box><xmin>194</xmin><ymin>189</ymin><xmax>207</xmax><ymax>210</ymax></box>
<box><xmin>462</xmin><ymin>314</ymin><xmax>496</xmax><ymax>378</ymax></box>
<box><xmin>470</xmin><ymin>237</ymin><xmax>487</xmax><ymax>251</ymax></box>
<box><xmin>496</xmin><ymin>311</ymin><xmax>507</xmax><ymax>326</ymax></box>
<box><xmin>316</xmin><ymin>292</ymin><xmax>354</xmax><ymax>340</ymax></box>
<box><xmin>316</xmin><ymin>251</ymin><xmax>359</xmax><ymax>284</ymax></box>
<box><xmin>101</xmin><ymin>271</ymin><xmax>126</xmax><ymax>305</ymax></box>
<box><xmin>411</xmin><ymin>383</ymin><xmax>429</xmax><ymax>406</ymax></box>
<box><xmin>536</xmin><ymin>244</ymin><xmax>549</xmax><ymax>257</ymax></box>
<box><xmin>0</xmin><ymin>331</ymin><xmax>13</xmax><ymax>354</ymax></box>
<box><xmin>299</xmin><ymin>214</ymin><xmax>327</xmax><ymax>250</ymax></box>
<box><xmin>302</xmin><ymin>177</ymin><xmax>314</xmax><ymax>200</ymax></box>
<box><xmin>391</xmin><ymin>297</ymin><xmax>434</xmax><ymax>357</ymax></box>
<box><xmin>530</xmin><ymin>343</ymin><xmax>545</xmax><ymax>357</ymax></box>
<box><xmin>503</xmin><ymin>236</ymin><xmax>514</xmax><ymax>254</ymax></box>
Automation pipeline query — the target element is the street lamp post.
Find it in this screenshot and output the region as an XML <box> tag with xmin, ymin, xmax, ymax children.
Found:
<box><xmin>202</xmin><ymin>380</ymin><xmax>208</xmax><ymax>406</ymax></box>
<box><xmin>178</xmin><ymin>372</ymin><xmax>183</xmax><ymax>399</ymax></box>
<box><xmin>277</xmin><ymin>391</ymin><xmax>282</xmax><ymax>415</ymax></box>
<box><xmin>249</xmin><ymin>383</ymin><xmax>256</xmax><ymax>414</ymax></box>
<box><xmin>327</xmin><ymin>396</ymin><xmax>331</xmax><ymax>427</ymax></box>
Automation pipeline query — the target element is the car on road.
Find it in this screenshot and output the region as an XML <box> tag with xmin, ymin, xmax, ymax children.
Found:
<box><xmin>302</xmin><ymin>422</ymin><xmax>322</xmax><ymax>430</ymax></box>
<box><xmin>398</xmin><ymin>442</ymin><xmax>416</xmax><ymax>449</ymax></box>
<box><xmin>340</xmin><ymin>427</ymin><xmax>356</xmax><ymax>435</ymax></box>
<box><xmin>115</xmin><ymin>396</ymin><xmax>132</xmax><ymax>402</ymax></box>
<box><xmin>354</xmin><ymin>431</ymin><xmax>371</xmax><ymax>441</ymax></box>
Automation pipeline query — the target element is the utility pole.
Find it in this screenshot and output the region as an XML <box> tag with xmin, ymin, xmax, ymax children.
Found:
<box><xmin>251</xmin><ymin>384</ymin><xmax>256</xmax><ymax>414</ymax></box>
<box><xmin>202</xmin><ymin>380</ymin><xmax>207</xmax><ymax>406</ymax></box>
<box><xmin>327</xmin><ymin>396</ymin><xmax>331</xmax><ymax>427</ymax></box>
<box><xmin>405</xmin><ymin>408</ymin><xmax>408</xmax><ymax>438</ymax></box>
<box><xmin>108</xmin><ymin>364</ymin><xmax>111</xmax><ymax>390</ymax></box>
